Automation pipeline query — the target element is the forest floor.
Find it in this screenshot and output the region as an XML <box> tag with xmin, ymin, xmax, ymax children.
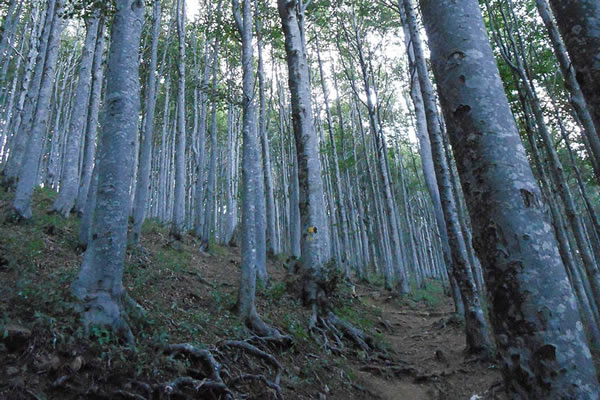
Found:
<box><xmin>0</xmin><ymin>187</ymin><xmax>504</xmax><ymax>399</ymax></box>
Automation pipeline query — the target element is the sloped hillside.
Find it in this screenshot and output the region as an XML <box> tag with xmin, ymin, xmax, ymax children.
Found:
<box><xmin>0</xmin><ymin>188</ymin><xmax>503</xmax><ymax>399</ymax></box>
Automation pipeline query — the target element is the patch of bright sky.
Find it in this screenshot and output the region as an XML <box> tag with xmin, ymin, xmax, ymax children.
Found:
<box><xmin>186</xmin><ymin>0</ymin><xmax>202</xmax><ymax>20</ymax></box>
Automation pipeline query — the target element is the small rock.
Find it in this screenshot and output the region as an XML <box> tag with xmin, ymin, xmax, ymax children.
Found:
<box><xmin>70</xmin><ymin>355</ymin><xmax>84</xmax><ymax>372</ymax></box>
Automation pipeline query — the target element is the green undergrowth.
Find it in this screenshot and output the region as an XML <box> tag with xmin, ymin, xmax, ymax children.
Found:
<box><xmin>0</xmin><ymin>187</ymin><xmax>395</xmax><ymax>398</ymax></box>
<box><xmin>403</xmin><ymin>279</ymin><xmax>446</xmax><ymax>310</ymax></box>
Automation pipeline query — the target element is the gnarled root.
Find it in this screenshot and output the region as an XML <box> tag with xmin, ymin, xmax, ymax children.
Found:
<box><xmin>164</xmin><ymin>344</ymin><xmax>224</xmax><ymax>383</ymax></box>
<box><xmin>244</xmin><ymin>312</ymin><xmax>293</xmax><ymax>346</ymax></box>
<box><xmin>159</xmin><ymin>376</ymin><xmax>231</xmax><ymax>398</ymax></box>
<box><xmin>162</xmin><ymin>337</ymin><xmax>286</xmax><ymax>399</ymax></box>
<box><xmin>230</xmin><ymin>374</ymin><xmax>283</xmax><ymax>400</ymax></box>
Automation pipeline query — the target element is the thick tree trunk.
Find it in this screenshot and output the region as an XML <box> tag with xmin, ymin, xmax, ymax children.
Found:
<box><xmin>278</xmin><ymin>0</ymin><xmax>332</xmax><ymax>316</ymax></box>
<box><xmin>403</xmin><ymin>0</ymin><xmax>491</xmax><ymax>355</ymax></box>
<box><xmin>548</xmin><ymin>0</ymin><xmax>600</xmax><ymax>135</ymax></box>
<box><xmin>419</xmin><ymin>0</ymin><xmax>599</xmax><ymax>396</ymax></box>
<box><xmin>71</xmin><ymin>0</ymin><xmax>144</xmax><ymax>341</ymax></box>
<box><xmin>535</xmin><ymin>0</ymin><xmax>600</xmax><ymax>182</ymax></box>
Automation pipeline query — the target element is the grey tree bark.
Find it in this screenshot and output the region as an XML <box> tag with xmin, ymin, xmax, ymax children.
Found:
<box><xmin>171</xmin><ymin>0</ymin><xmax>187</xmax><ymax>239</ymax></box>
<box><xmin>315</xmin><ymin>37</ymin><xmax>351</xmax><ymax>279</ymax></box>
<box><xmin>71</xmin><ymin>0</ymin><xmax>144</xmax><ymax>341</ymax></box>
<box><xmin>255</xmin><ymin>1</ymin><xmax>278</xmax><ymax>257</ymax></box>
<box><xmin>403</xmin><ymin>0</ymin><xmax>491</xmax><ymax>355</ymax></box>
<box><xmin>12</xmin><ymin>0</ymin><xmax>65</xmax><ymax>219</ymax></box>
<box><xmin>75</xmin><ymin>19</ymin><xmax>106</xmax><ymax>215</ymax></box>
<box><xmin>278</xmin><ymin>0</ymin><xmax>331</xmax><ymax>305</ymax></box>
<box><xmin>419</xmin><ymin>0</ymin><xmax>599</xmax><ymax>396</ymax></box>
<box><xmin>548</xmin><ymin>0</ymin><xmax>600</xmax><ymax>136</ymax></box>
<box><xmin>202</xmin><ymin>36</ymin><xmax>221</xmax><ymax>249</ymax></box>
<box><xmin>2</xmin><ymin>0</ymin><xmax>54</xmax><ymax>184</ymax></box>
<box><xmin>51</xmin><ymin>11</ymin><xmax>100</xmax><ymax>217</ymax></box>
<box><xmin>534</xmin><ymin>0</ymin><xmax>600</xmax><ymax>182</ymax></box>
<box><xmin>232</xmin><ymin>0</ymin><xmax>282</xmax><ymax>337</ymax></box>
<box><xmin>132</xmin><ymin>0</ymin><xmax>162</xmax><ymax>243</ymax></box>
<box><xmin>398</xmin><ymin>1</ymin><xmax>463</xmax><ymax>312</ymax></box>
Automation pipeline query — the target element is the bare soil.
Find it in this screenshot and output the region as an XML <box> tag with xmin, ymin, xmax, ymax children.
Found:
<box><xmin>0</xmin><ymin>188</ymin><xmax>505</xmax><ymax>399</ymax></box>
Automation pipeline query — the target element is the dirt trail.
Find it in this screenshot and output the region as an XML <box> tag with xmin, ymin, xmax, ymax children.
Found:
<box><xmin>346</xmin><ymin>285</ymin><xmax>505</xmax><ymax>400</ymax></box>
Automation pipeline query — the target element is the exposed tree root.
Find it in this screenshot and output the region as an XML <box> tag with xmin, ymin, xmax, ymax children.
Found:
<box><xmin>244</xmin><ymin>312</ymin><xmax>293</xmax><ymax>344</ymax></box>
<box><xmin>287</xmin><ymin>259</ymin><xmax>378</xmax><ymax>356</ymax></box>
<box><xmin>229</xmin><ymin>374</ymin><xmax>283</xmax><ymax>399</ymax></box>
<box><xmin>222</xmin><ymin>340</ymin><xmax>282</xmax><ymax>384</ymax></box>
<box><xmin>161</xmin><ymin>337</ymin><xmax>285</xmax><ymax>399</ymax></box>
<box><xmin>326</xmin><ymin>312</ymin><xmax>373</xmax><ymax>351</ymax></box>
<box><xmin>164</xmin><ymin>344</ymin><xmax>224</xmax><ymax>383</ymax></box>
<box><xmin>159</xmin><ymin>376</ymin><xmax>231</xmax><ymax>398</ymax></box>
<box><xmin>111</xmin><ymin>389</ymin><xmax>147</xmax><ymax>400</ymax></box>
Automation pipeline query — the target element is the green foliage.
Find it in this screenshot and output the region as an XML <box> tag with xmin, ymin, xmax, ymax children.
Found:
<box><xmin>265</xmin><ymin>282</ymin><xmax>286</xmax><ymax>303</ymax></box>
<box><xmin>408</xmin><ymin>280</ymin><xmax>445</xmax><ymax>309</ymax></box>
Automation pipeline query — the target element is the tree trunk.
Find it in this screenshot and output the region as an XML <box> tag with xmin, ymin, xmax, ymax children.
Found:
<box><xmin>403</xmin><ymin>0</ymin><xmax>491</xmax><ymax>355</ymax></box>
<box><xmin>548</xmin><ymin>0</ymin><xmax>600</xmax><ymax>136</ymax></box>
<box><xmin>51</xmin><ymin>11</ymin><xmax>100</xmax><ymax>217</ymax></box>
<box><xmin>419</xmin><ymin>0</ymin><xmax>599</xmax><ymax>396</ymax></box>
<box><xmin>71</xmin><ymin>0</ymin><xmax>144</xmax><ymax>341</ymax></box>
<box><xmin>2</xmin><ymin>0</ymin><xmax>54</xmax><ymax>184</ymax></box>
<box><xmin>12</xmin><ymin>0</ymin><xmax>65</xmax><ymax>219</ymax></box>
<box><xmin>132</xmin><ymin>0</ymin><xmax>161</xmax><ymax>243</ymax></box>
<box><xmin>278</xmin><ymin>0</ymin><xmax>331</xmax><ymax>298</ymax></box>
<box><xmin>171</xmin><ymin>0</ymin><xmax>187</xmax><ymax>239</ymax></box>
<box><xmin>75</xmin><ymin>19</ymin><xmax>105</xmax><ymax>215</ymax></box>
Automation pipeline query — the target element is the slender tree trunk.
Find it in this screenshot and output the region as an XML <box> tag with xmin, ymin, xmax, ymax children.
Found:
<box><xmin>315</xmin><ymin>37</ymin><xmax>351</xmax><ymax>278</ymax></box>
<box><xmin>534</xmin><ymin>0</ymin><xmax>600</xmax><ymax>183</ymax></box>
<box><xmin>74</xmin><ymin>20</ymin><xmax>105</xmax><ymax>215</ymax></box>
<box><xmin>51</xmin><ymin>11</ymin><xmax>100</xmax><ymax>217</ymax></box>
<box><xmin>2</xmin><ymin>0</ymin><xmax>53</xmax><ymax>184</ymax></box>
<box><xmin>255</xmin><ymin>0</ymin><xmax>278</xmax><ymax>257</ymax></box>
<box><xmin>171</xmin><ymin>0</ymin><xmax>187</xmax><ymax>239</ymax></box>
<box><xmin>12</xmin><ymin>0</ymin><xmax>65</xmax><ymax>218</ymax></box>
<box><xmin>132</xmin><ymin>0</ymin><xmax>161</xmax><ymax>243</ymax></box>
<box><xmin>232</xmin><ymin>0</ymin><xmax>280</xmax><ymax>336</ymax></box>
<box><xmin>202</xmin><ymin>37</ymin><xmax>220</xmax><ymax>249</ymax></box>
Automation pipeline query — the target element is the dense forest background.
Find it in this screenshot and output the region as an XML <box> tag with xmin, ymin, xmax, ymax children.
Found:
<box><xmin>0</xmin><ymin>0</ymin><xmax>600</xmax><ymax>398</ymax></box>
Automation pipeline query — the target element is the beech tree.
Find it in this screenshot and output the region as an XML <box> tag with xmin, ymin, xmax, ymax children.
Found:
<box><xmin>71</xmin><ymin>0</ymin><xmax>144</xmax><ymax>339</ymax></box>
<box><xmin>418</xmin><ymin>0</ymin><xmax>599</xmax><ymax>396</ymax></box>
<box><xmin>548</xmin><ymin>0</ymin><xmax>600</xmax><ymax>135</ymax></box>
